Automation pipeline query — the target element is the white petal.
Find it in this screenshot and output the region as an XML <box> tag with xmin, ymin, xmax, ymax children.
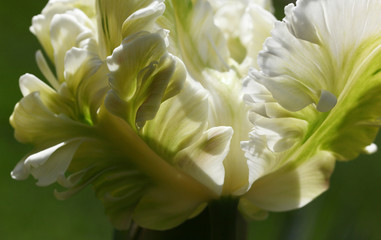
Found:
<box><xmin>244</xmin><ymin>150</ymin><xmax>335</xmax><ymax>211</ymax></box>
<box><xmin>11</xmin><ymin>159</ymin><xmax>30</xmax><ymax>181</ymax></box>
<box><xmin>122</xmin><ymin>1</ymin><xmax>165</xmax><ymax>38</ymax></box>
<box><xmin>160</xmin><ymin>0</ymin><xmax>229</xmax><ymax>79</ymax></box>
<box><xmin>21</xmin><ymin>140</ymin><xmax>82</xmax><ymax>186</ymax></box>
<box><xmin>50</xmin><ymin>9</ymin><xmax>94</xmax><ymax>81</ymax></box>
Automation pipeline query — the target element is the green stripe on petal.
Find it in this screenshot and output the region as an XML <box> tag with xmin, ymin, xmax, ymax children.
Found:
<box><xmin>63</xmin><ymin>37</ymin><xmax>109</xmax><ymax>124</ymax></box>
<box><xmin>159</xmin><ymin>0</ymin><xmax>230</xmax><ymax>79</ymax></box>
<box><xmin>96</xmin><ymin>0</ymin><xmax>159</xmax><ymax>56</ymax></box>
<box><xmin>242</xmin><ymin>0</ymin><xmax>381</xmax><ymax>213</ymax></box>
<box><xmin>121</xmin><ymin>1</ymin><xmax>165</xmax><ymax>38</ymax></box>
<box><xmin>141</xmin><ymin>79</ymin><xmax>208</xmax><ymax>160</ymax></box>
<box><xmin>106</xmin><ymin>31</ymin><xmax>185</xmax><ymax>129</ymax></box>
<box><xmin>10</xmin><ymin>92</ymin><xmax>94</xmax><ymax>147</ymax></box>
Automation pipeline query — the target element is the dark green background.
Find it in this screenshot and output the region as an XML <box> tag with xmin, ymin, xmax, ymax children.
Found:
<box><xmin>1</xmin><ymin>1</ymin><xmax>380</xmax><ymax>239</ymax></box>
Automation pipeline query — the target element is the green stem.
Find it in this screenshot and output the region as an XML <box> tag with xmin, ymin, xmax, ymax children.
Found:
<box><xmin>208</xmin><ymin>197</ymin><xmax>247</xmax><ymax>240</ymax></box>
<box><xmin>113</xmin><ymin>197</ymin><xmax>247</xmax><ymax>240</ymax></box>
<box><xmin>113</xmin><ymin>222</ymin><xmax>142</xmax><ymax>240</ymax></box>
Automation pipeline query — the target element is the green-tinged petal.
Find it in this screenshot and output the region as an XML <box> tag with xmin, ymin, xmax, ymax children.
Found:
<box><xmin>97</xmin><ymin>106</ymin><xmax>215</xmax><ymax>201</ymax></box>
<box><xmin>93</xmin><ymin>166</ymin><xmax>151</xmax><ymax>230</ymax></box>
<box><xmin>53</xmin><ymin>139</ymin><xmax>151</xmax><ymax>230</ymax></box>
<box><xmin>174</xmin><ymin>126</ymin><xmax>233</xmax><ymax>195</ymax></box>
<box><xmin>96</xmin><ymin>0</ymin><xmax>159</xmax><ymax>56</ymax></box>
<box><xmin>242</xmin><ymin>0</ymin><xmax>381</xmax><ymax>213</ymax></box>
<box><xmin>64</xmin><ymin>37</ymin><xmax>109</xmax><ymax>123</ymax></box>
<box><xmin>10</xmin><ymin>92</ymin><xmax>94</xmax><ymax>147</ymax></box>
<box><xmin>64</xmin><ymin>38</ymin><xmax>102</xmax><ymax>92</ymax></box>
<box><xmin>141</xmin><ymin>79</ymin><xmax>208</xmax><ymax>160</ymax></box>
<box><xmin>244</xmin><ymin>151</ymin><xmax>335</xmax><ymax>211</ymax></box>
<box><xmin>250</xmin><ymin>0</ymin><xmax>381</xmax><ymax>161</ymax></box>
<box><xmin>133</xmin><ymin>186</ymin><xmax>206</xmax><ymax>230</ymax></box>
<box><xmin>121</xmin><ymin>1</ymin><xmax>165</xmax><ymax>38</ymax></box>
<box><xmin>105</xmin><ymin>31</ymin><xmax>184</xmax><ymax>128</ymax></box>
<box><xmin>19</xmin><ymin>73</ymin><xmax>65</xmax><ymax>110</ymax></box>
<box><xmin>159</xmin><ymin>0</ymin><xmax>229</xmax><ymax>79</ymax></box>
<box><xmin>254</xmin><ymin>0</ymin><xmax>381</xmax><ymax>112</ymax></box>
<box><xmin>323</xmin><ymin>83</ymin><xmax>381</xmax><ymax>160</ymax></box>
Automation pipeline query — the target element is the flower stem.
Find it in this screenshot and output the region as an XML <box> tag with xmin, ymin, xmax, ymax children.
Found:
<box><xmin>113</xmin><ymin>197</ymin><xmax>247</xmax><ymax>240</ymax></box>
<box><xmin>208</xmin><ymin>197</ymin><xmax>247</xmax><ymax>240</ymax></box>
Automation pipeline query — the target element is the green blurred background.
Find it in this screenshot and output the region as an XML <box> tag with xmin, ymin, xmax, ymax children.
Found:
<box><xmin>1</xmin><ymin>0</ymin><xmax>380</xmax><ymax>239</ymax></box>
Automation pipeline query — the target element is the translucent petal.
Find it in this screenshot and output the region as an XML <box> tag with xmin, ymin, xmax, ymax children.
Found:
<box><xmin>142</xmin><ymin>79</ymin><xmax>209</xmax><ymax>160</ymax></box>
<box><xmin>174</xmin><ymin>126</ymin><xmax>233</xmax><ymax>194</ymax></box>
<box><xmin>244</xmin><ymin>151</ymin><xmax>335</xmax><ymax>211</ymax></box>
<box><xmin>10</xmin><ymin>92</ymin><xmax>93</xmax><ymax>147</ymax></box>
<box><xmin>96</xmin><ymin>0</ymin><xmax>160</xmax><ymax>56</ymax></box>
<box><xmin>159</xmin><ymin>0</ymin><xmax>229</xmax><ymax>80</ymax></box>
<box><xmin>26</xmin><ymin>140</ymin><xmax>82</xmax><ymax>186</ymax></box>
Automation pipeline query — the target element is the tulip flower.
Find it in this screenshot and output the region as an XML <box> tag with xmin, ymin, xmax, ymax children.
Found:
<box><xmin>10</xmin><ymin>0</ymin><xmax>381</xmax><ymax>239</ymax></box>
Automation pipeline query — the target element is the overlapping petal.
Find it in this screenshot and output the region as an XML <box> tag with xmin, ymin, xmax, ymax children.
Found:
<box><xmin>105</xmin><ymin>31</ymin><xmax>185</xmax><ymax>129</ymax></box>
<box><xmin>96</xmin><ymin>0</ymin><xmax>161</xmax><ymax>56</ymax></box>
<box><xmin>158</xmin><ymin>0</ymin><xmax>230</xmax><ymax>80</ymax></box>
<box><xmin>212</xmin><ymin>0</ymin><xmax>276</xmax><ymax>73</ymax></box>
<box><xmin>242</xmin><ymin>0</ymin><xmax>381</xmax><ymax>214</ymax></box>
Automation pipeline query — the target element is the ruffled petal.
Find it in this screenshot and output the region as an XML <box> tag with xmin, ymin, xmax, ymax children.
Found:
<box><xmin>159</xmin><ymin>0</ymin><xmax>229</xmax><ymax>79</ymax></box>
<box><xmin>50</xmin><ymin>9</ymin><xmax>95</xmax><ymax>81</ymax></box>
<box><xmin>121</xmin><ymin>0</ymin><xmax>165</xmax><ymax>38</ymax></box>
<box><xmin>105</xmin><ymin>31</ymin><xmax>185</xmax><ymax>129</ymax></box>
<box><xmin>242</xmin><ymin>0</ymin><xmax>381</xmax><ymax>213</ymax></box>
<box><xmin>213</xmin><ymin>1</ymin><xmax>276</xmax><ymax>73</ymax></box>
<box><xmin>10</xmin><ymin>91</ymin><xmax>93</xmax><ymax>147</ymax></box>
<box><xmin>141</xmin><ymin>79</ymin><xmax>209</xmax><ymax>159</ymax></box>
<box><xmin>64</xmin><ymin>37</ymin><xmax>109</xmax><ymax>123</ymax></box>
<box><xmin>96</xmin><ymin>0</ymin><xmax>161</xmax><ymax>56</ymax></box>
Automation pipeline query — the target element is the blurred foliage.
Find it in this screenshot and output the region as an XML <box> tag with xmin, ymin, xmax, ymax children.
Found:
<box><xmin>0</xmin><ymin>0</ymin><xmax>380</xmax><ymax>239</ymax></box>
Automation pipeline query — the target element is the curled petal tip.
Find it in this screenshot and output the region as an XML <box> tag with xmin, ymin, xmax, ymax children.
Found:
<box><xmin>316</xmin><ymin>90</ymin><xmax>337</xmax><ymax>112</ymax></box>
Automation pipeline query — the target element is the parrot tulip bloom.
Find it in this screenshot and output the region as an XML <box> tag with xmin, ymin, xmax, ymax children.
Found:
<box><xmin>10</xmin><ymin>0</ymin><xmax>381</xmax><ymax>234</ymax></box>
